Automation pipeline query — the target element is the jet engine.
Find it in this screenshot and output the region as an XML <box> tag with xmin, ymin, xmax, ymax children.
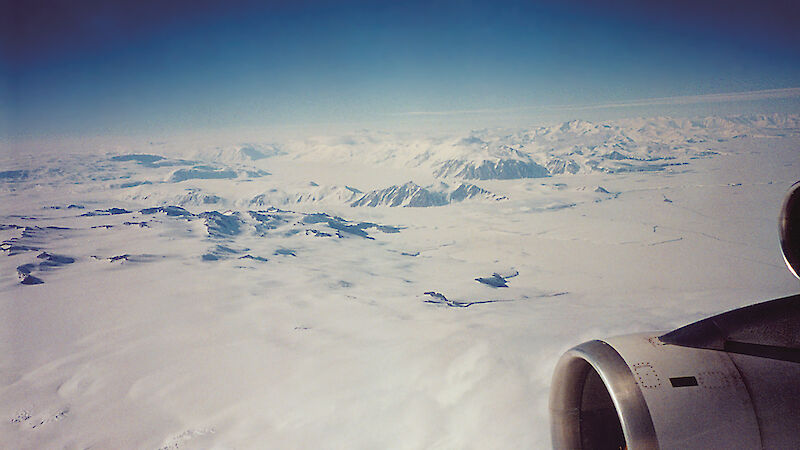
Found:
<box><xmin>549</xmin><ymin>182</ymin><xmax>800</xmax><ymax>449</ymax></box>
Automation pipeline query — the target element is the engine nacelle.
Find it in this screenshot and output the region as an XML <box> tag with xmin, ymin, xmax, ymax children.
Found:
<box><xmin>780</xmin><ymin>181</ymin><xmax>800</xmax><ymax>279</ymax></box>
<box><xmin>550</xmin><ymin>182</ymin><xmax>800</xmax><ymax>449</ymax></box>
<box><xmin>550</xmin><ymin>322</ymin><xmax>800</xmax><ymax>449</ymax></box>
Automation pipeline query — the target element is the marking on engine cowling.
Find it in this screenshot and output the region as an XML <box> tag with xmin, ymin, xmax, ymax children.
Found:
<box><xmin>632</xmin><ymin>362</ymin><xmax>662</xmax><ymax>388</ymax></box>
<box><xmin>647</xmin><ymin>337</ymin><xmax>666</xmax><ymax>347</ymax></box>
<box><xmin>669</xmin><ymin>376</ymin><xmax>699</xmax><ymax>387</ymax></box>
<box><xmin>697</xmin><ymin>371</ymin><xmax>731</xmax><ymax>389</ymax></box>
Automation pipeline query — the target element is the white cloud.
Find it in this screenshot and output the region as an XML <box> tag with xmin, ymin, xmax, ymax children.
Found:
<box><xmin>396</xmin><ymin>107</ymin><xmax>529</xmax><ymax>117</ymax></box>
<box><xmin>396</xmin><ymin>87</ymin><xmax>800</xmax><ymax>117</ymax></box>
<box><xmin>554</xmin><ymin>87</ymin><xmax>800</xmax><ymax>111</ymax></box>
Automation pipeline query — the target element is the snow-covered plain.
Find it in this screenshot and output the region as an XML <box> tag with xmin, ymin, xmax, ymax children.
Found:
<box><xmin>2</xmin><ymin>114</ymin><xmax>799</xmax><ymax>448</ymax></box>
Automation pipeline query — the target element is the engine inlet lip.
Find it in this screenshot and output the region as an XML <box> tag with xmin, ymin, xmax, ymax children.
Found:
<box><xmin>779</xmin><ymin>181</ymin><xmax>800</xmax><ymax>279</ymax></box>
<box><xmin>549</xmin><ymin>339</ymin><xmax>659</xmax><ymax>450</ymax></box>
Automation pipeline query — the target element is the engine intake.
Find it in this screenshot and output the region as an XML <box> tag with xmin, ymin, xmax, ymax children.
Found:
<box><xmin>550</xmin><ymin>182</ymin><xmax>800</xmax><ymax>449</ymax></box>
<box><xmin>780</xmin><ymin>181</ymin><xmax>800</xmax><ymax>279</ymax></box>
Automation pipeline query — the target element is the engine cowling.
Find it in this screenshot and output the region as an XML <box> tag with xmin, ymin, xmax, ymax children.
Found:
<box><xmin>549</xmin><ymin>182</ymin><xmax>800</xmax><ymax>449</ymax></box>
<box><xmin>780</xmin><ymin>181</ymin><xmax>800</xmax><ymax>279</ymax></box>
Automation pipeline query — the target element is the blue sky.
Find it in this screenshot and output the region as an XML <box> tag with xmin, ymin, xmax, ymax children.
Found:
<box><xmin>3</xmin><ymin>0</ymin><xmax>800</xmax><ymax>138</ymax></box>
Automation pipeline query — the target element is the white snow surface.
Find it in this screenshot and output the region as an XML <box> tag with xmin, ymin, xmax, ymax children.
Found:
<box><xmin>2</xmin><ymin>115</ymin><xmax>800</xmax><ymax>448</ymax></box>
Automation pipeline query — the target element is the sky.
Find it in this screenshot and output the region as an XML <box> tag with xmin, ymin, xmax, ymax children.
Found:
<box><xmin>2</xmin><ymin>0</ymin><xmax>800</xmax><ymax>139</ymax></box>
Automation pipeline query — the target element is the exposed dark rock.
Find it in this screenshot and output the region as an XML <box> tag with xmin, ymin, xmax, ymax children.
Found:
<box><xmin>116</xmin><ymin>181</ymin><xmax>152</xmax><ymax>188</ymax></box>
<box><xmin>424</xmin><ymin>291</ymin><xmax>450</xmax><ymax>303</ymax></box>
<box><xmin>303</xmin><ymin>213</ymin><xmax>341</xmax><ymax>225</ymax></box>
<box><xmin>546</xmin><ymin>158</ymin><xmax>581</xmax><ymax>175</ymax></box>
<box><xmin>0</xmin><ymin>170</ymin><xmax>29</xmax><ymax>181</ymax></box>
<box><xmin>244</xmin><ymin>169</ymin><xmax>271</xmax><ymax>177</ymax></box>
<box><xmin>212</xmin><ymin>245</ymin><xmax>240</xmax><ymax>254</ymax></box>
<box><xmin>326</xmin><ymin>220</ymin><xmax>373</xmax><ymax>239</ymax></box>
<box><xmin>140</xmin><ymin>206</ymin><xmax>193</xmax><ymax>217</ymax></box>
<box><xmin>16</xmin><ymin>263</ymin><xmax>36</xmax><ymax>277</ymax></box>
<box><xmin>202</xmin><ymin>244</ymin><xmax>247</xmax><ymax>261</ymax></box>
<box><xmin>239</xmin><ymin>254</ymin><xmax>268</xmax><ymax>262</ymax></box>
<box><xmin>306</xmin><ymin>229</ymin><xmax>334</xmax><ymax>238</ymax></box>
<box><xmin>435</xmin><ymin>159</ymin><xmax>549</xmax><ymax>180</ymax></box>
<box><xmin>169</xmin><ymin>167</ymin><xmax>237</xmax><ymax>182</ymax></box>
<box><xmin>176</xmin><ymin>189</ymin><xmax>224</xmax><ymax>207</ymax></box>
<box><xmin>199</xmin><ymin>211</ymin><xmax>243</xmax><ymax>238</ymax></box>
<box><xmin>604</xmin><ymin>150</ymin><xmax>632</xmax><ymax>160</ymax></box>
<box><xmin>249</xmin><ymin>210</ymin><xmax>286</xmax><ymax>234</ymax></box>
<box><xmin>301</xmin><ymin>212</ymin><xmax>399</xmax><ymax>238</ymax></box>
<box><xmin>476</xmin><ymin>270</ymin><xmax>518</xmax><ymax>288</ymax></box>
<box><xmin>449</xmin><ymin>183</ymin><xmax>493</xmax><ymax>202</ymax></box>
<box><xmin>423</xmin><ymin>291</ymin><xmax>512</xmax><ymax>308</ymax></box>
<box><xmin>123</xmin><ymin>221</ymin><xmax>149</xmax><ymax>227</ymax></box>
<box><xmin>21</xmin><ymin>274</ymin><xmax>44</xmax><ymax>285</ymax></box>
<box><xmin>595</xmin><ymin>186</ymin><xmax>611</xmax><ymax>194</ymax></box>
<box><xmin>110</xmin><ymin>154</ymin><xmax>165</xmax><ymax>164</ymax></box>
<box><xmin>81</xmin><ymin>208</ymin><xmax>131</xmax><ymax>216</ymax></box>
<box><xmin>600</xmin><ymin>162</ymin><xmax>688</xmax><ymax>174</ymax></box>
<box><xmin>37</xmin><ymin>252</ymin><xmax>75</xmax><ymax>265</ymax></box>
<box><xmin>694</xmin><ymin>151</ymin><xmax>719</xmax><ymax>157</ymax></box>
<box><xmin>374</xmin><ymin>224</ymin><xmax>401</xmax><ymax>233</ymax></box>
<box><xmin>252</xmin><ymin>208</ymin><xmax>400</xmax><ymax>240</ymax></box>
<box><xmin>475</xmin><ymin>274</ymin><xmax>509</xmax><ymax>288</ymax></box>
<box><xmin>150</xmin><ymin>158</ymin><xmax>196</xmax><ymax>167</ymax></box>
<box><xmin>351</xmin><ymin>182</ymin><xmax>448</xmax><ymax>207</ymax></box>
<box><xmin>1</xmin><ymin>243</ymin><xmax>39</xmax><ymax>255</ymax></box>
<box><xmin>352</xmin><ymin>181</ymin><xmax>499</xmax><ymax>207</ymax></box>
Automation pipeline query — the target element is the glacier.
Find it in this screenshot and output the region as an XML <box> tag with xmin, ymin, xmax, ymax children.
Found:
<box><xmin>1</xmin><ymin>114</ymin><xmax>799</xmax><ymax>448</ymax></box>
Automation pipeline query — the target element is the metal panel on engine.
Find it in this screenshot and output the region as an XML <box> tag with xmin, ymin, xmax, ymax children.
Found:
<box><xmin>604</xmin><ymin>333</ymin><xmax>761</xmax><ymax>449</ymax></box>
